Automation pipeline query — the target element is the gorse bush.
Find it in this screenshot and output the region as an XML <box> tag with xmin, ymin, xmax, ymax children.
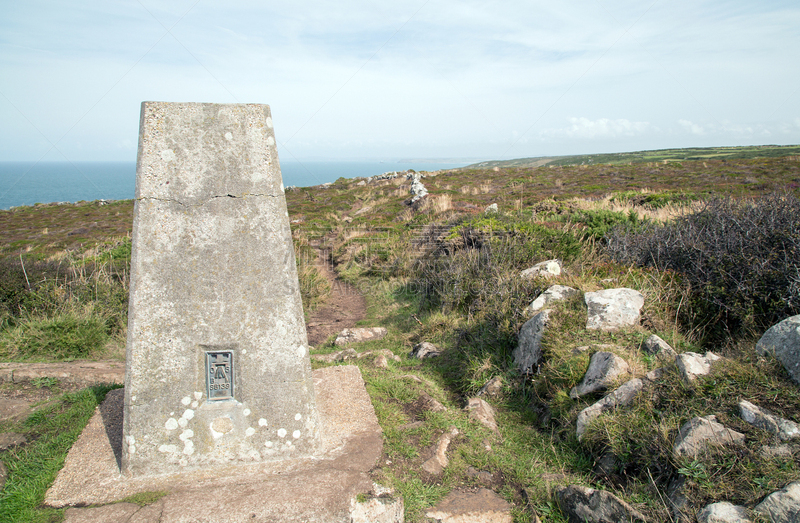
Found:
<box><xmin>606</xmin><ymin>192</ymin><xmax>800</xmax><ymax>341</ymax></box>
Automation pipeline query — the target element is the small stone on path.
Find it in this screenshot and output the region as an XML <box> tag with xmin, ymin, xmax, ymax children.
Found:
<box><xmin>477</xmin><ymin>376</ymin><xmax>502</xmax><ymax>397</ymax></box>
<box><xmin>422</xmin><ymin>427</ymin><xmax>459</xmax><ymax>475</ymax></box>
<box><xmin>0</xmin><ymin>432</ymin><xmax>27</xmax><ymax>451</ymax></box>
<box><xmin>410</xmin><ymin>342</ymin><xmax>441</xmax><ymax>359</ymax></box>
<box><xmin>335</xmin><ymin>327</ymin><xmax>388</xmax><ymax>346</ymax></box>
<box><xmin>465</xmin><ymin>398</ymin><xmax>498</xmax><ymax>432</ymax></box>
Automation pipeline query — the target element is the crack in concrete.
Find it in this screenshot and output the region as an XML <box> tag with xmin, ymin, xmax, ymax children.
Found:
<box><xmin>137</xmin><ymin>193</ymin><xmax>279</xmax><ymax>207</ymax></box>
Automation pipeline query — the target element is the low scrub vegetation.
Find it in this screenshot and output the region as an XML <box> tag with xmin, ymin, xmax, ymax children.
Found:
<box><xmin>607</xmin><ymin>192</ymin><xmax>800</xmax><ymax>342</ymax></box>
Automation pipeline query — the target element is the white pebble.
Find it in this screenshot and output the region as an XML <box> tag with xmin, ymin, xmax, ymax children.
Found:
<box><xmin>277</xmin><ymin>428</ymin><xmax>287</xmax><ymax>438</ymax></box>
<box><xmin>293</xmin><ymin>430</ymin><xmax>301</xmax><ymax>439</ymax></box>
<box><xmin>245</xmin><ymin>427</ymin><xmax>256</xmax><ymax>437</ymax></box>
<box><xmin>243</xmin><ymin>409</ymin><xmax>251</xmax><ymax>416</ymax></box>
<box><xmin>294</xmin><ymin>413</ymin><xmax>302</xmax><ymax>421</ymax></box>
<box><xmin>181</xmin><ymin>396</ymin><xmax>191</xmax><ymax>406</ymax></box>
<box><xmin>259</xmin><ymin>418</ymin><xmax>268</xmax><ymax>426</ymax></box>
<box><xmin>182</xmin><ymin>409</ymin><xmax>194</xmax><ymax>420</ymax></box>
<box><xmin>165</xmin><ymin>418</ymin><xmax>178</xmax><ymax>430</ymax></box>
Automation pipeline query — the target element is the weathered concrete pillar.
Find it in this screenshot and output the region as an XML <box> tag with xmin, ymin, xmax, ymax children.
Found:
<box><xmin>122</xmin><ymin>102</ymin><xmax>319</xmax><ymax>476</ymax></box>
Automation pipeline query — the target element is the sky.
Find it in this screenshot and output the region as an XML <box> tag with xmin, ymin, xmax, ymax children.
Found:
<box><xmin>1</xmin><ymin>0</ymin><xmax>799</xmax><ymax>164</ymax></box>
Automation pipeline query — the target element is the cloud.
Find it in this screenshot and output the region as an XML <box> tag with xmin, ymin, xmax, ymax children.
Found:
<box><xmin>679</xmin><ymin>119</ymin><xmax>706</xmax><ymax>135</ymax></box>
<box><xmin>543</xmin><ymin>117</ymin><xmax>651</xmax><ymax>139</ymax></box>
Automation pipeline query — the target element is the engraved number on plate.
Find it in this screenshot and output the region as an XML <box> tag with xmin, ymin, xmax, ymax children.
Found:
<box><xmin>205</xmin><ymin>350</ymin><xmax>234</xmax><ymax>401</ymax></box>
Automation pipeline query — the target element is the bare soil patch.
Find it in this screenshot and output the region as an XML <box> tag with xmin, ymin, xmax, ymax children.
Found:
<box><xmin>305</xmin><ymin>245</ymin><xmax>367</xmax><ymax>346</ymax></box>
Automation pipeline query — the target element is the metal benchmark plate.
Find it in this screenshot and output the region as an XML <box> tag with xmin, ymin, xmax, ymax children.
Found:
<box><xmin>206</xmin><ymin>350</ymin><xmax>234</xmax><ymax>401</ymax></box>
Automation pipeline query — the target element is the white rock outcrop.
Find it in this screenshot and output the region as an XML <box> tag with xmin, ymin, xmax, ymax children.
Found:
<box><xmin>755</xmin><ymin>481</ymin><xmax>800</xmax><ymax>523</ymax></box>
<box><xmin>570</xmin><ymin>352</ymin><xmax>631</xmax><ymax>399</ymax></box>
<box><xmin>584</xmin><ymin>288</ymin><xmax>644</xmax><ymax>331</ymax></box>
<box><xmin>520</xmin><ymin>260</ymin><xmax>562</xmax><ymax>280</ymax></box>
<box><xmin>739</xmin><ymin>400</ymin><xmax>800</xmax><ymax>441</ymax></box>
<box><xmin>697</xmin><ymin>502</ymin><xmax>752</xmax><ymax>523</ymax></box>
<box><xmin>526</xmin><ymin>285</ymin><xmax>579</xmax><ymax>314</ymax></box>
<box><xmin>756</xmin><ymin>315</ymin><xmax>800</xmax><ymax>385</ymax></box>
<box><xmin>673</xmin><ymin>415</ymin><xmax>745</xmax><ymax>458</ymax></box>
<box><xmin>676</xmin><ymin>351</ymin><xmax>721</xmax><ymax>383</ymax></box>
<box><xmin>512</xmin><ymin>310</ymin><xmax>552</xmax><ymax>374</ymax></box>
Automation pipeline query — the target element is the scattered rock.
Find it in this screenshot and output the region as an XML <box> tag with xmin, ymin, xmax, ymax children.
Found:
<box><xmin>526</xmin><ymin>285</ymin><xmax>579</xmax><ymax>314</ymax></box>
<box><xmin>465</xmin><ymin>398</ymin><xmax>498</xmax><ymax>432</ymax></box>
<box><xmin>584</xmin><ymin>288</ymin><xmax>644</xmax><ymax>331</ymax></box>
<box><xmin>374</xmin><ymin>355</ymin><xmax>390</xmax><ymax>368</ymax></box>
<box><xmin>334</xmin><ymin>327</ymin><xmax>388</xmax><ymax>346</ymax></box>
<box><xmin>556</xmin><ymin>485</ymin><xmax>647</xmax><ymax>523</ymax></box>
<box><xmin>350</xmin><ymin>484</ymin><xmax>404</xmax><ymax>523</ymax></box>
<box><xmin>466</xmin><ymin>466</ymin><xmax>494</xmax><ymax>483</ymax></box>
<box><xmin>513</xmin><ymin>309</ymin><xmax>552</xmax><ymax>374</ymax></box>
<box><xmin>570</xmin><ymin>351</ymin><xmax>631</xmax><ymax>399</ymax></box>
<box><xmin>485</xmin><ymin>203</ymin><xmax>499</xmax><ymax>214</ymax></box>
<box><xmin>365</xmin><ymin>349</ymin><xmax>401</xmax><ymax>362</ymax></box>
<box><xmin>739</xmin><ymin>399</ymin><xmax>800</xmax><ymax>440</ymax></box>
<box><xmin>426</xmin><ymin>488</ymin><xmax>513</xmax><ymax>523</ymax></box>
<box><xmin>593</xmin><ymin>452</ymin><xmax>619</xmax><ymax>477</ymax></box>
<box><xmin>666</xmin><ymin>475</ymin><xmax>690</xmax><ymax>523</ymax></box>
<box><xmin>311</xmin><ymin>348</ymin><xmax>358</xmax><ymax>363</ymax></box>
<box><xmin>477</xmin><ymin>376</ymin><xmax>503</xmax><ymax>397</ymax></box>
<box><xmin>354</xmin><ymin>205</ymin><xmax>373</xmax><ymax>216</ymax></box>
<box><xmin>422</xmin><ymin>426</ymin><xmax>459</xmax><ymax>475</ymax></box>
<box><xmin>413</xmin><ymin>392</ymin><xmax>448</xmax><ymax>414</ymax></box>
<box><xmin>676</xmin><ymin>352</ymin><xmax>721</xmax><ymax>383</ymax></box>
<box><xmin>756</xmin><ymin>315</ymin><xmax>800</xmax><ymax>384</ymax></box>
<box><xmin>673</xmin><ymin>415</ymin><xmax>745</xmax><ymax>458</ymax></box>
<box><xmin>410</xmin><ymin>342</ymin><xmax>441</xmax><ymax>359</ymax></box>
<box><xmin>356</xmin><ymin>180</ymin><xmax>366</xmax><ymax>186</ymax></box>
<box><xmin>576</xmin><ymin>377</ymin><xmax>645</xmax><ymax>440</ymax></box>
<box><xmin>754</xmin><ymin>481</ymin><xmax>800</xmax><ymax>523</ymax></box>
<box><xmin>0</xmin><ymin>432</ymin><xmax>27</xmax><ymax>451</ymax></box>
<box><xmin>760</xmin><ymin>444</ymin><xmax>795</xmax><ymax>459</ymax></box>
<box><xmin>520</xmin><ymin>259</ymin><xmax>562</xmax><ymax>280</ymax></box>
<box><xmin>0</xmin><ymin>460</ymin><xmax>6</xmax><ymax>491</ymax></box>
<box><xmin>697</xmin><ymin>502</ymin><xmax>752</xmax><ymax>523</ymax></box>
<box><xmin>640</xmin><ymin>334</ymin><xmax>678</xmax><ymax>362</ymax></box>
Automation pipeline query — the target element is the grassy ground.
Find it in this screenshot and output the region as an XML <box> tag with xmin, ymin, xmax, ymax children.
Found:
<box><xmin>0</xmin><ymin>152</ymin><xmax>798</xmax><ymax>521</ymax></box>
<box><xmin>0</xmin><ymin>385</ymin><xmax>119</xmax><ymax>523</ymax></box>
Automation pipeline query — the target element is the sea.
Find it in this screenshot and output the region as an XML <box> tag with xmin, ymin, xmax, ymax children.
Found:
<box><xmin>0</xmin><ymin>160</ymin><xmax>471</xmax><ymax>210</ymax></box>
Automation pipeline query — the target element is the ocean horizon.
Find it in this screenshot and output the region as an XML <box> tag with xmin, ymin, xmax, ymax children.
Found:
<box><xmin>0</xmin><ymin>159</ymin><xmax>471</xmax><ymax>210</ymax></box>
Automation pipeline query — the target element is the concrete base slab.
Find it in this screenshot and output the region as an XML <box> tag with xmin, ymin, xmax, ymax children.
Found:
<box><xmin>47</xmin><ymin>366</ymin><xmax>386</xmax><ymax>523</ymax></box>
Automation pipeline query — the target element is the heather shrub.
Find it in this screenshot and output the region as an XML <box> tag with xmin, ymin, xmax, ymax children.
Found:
<box><xmin>606</xmin><ymin>193</ymin><xmax>800</xmax><ymax>341</ymax></box>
